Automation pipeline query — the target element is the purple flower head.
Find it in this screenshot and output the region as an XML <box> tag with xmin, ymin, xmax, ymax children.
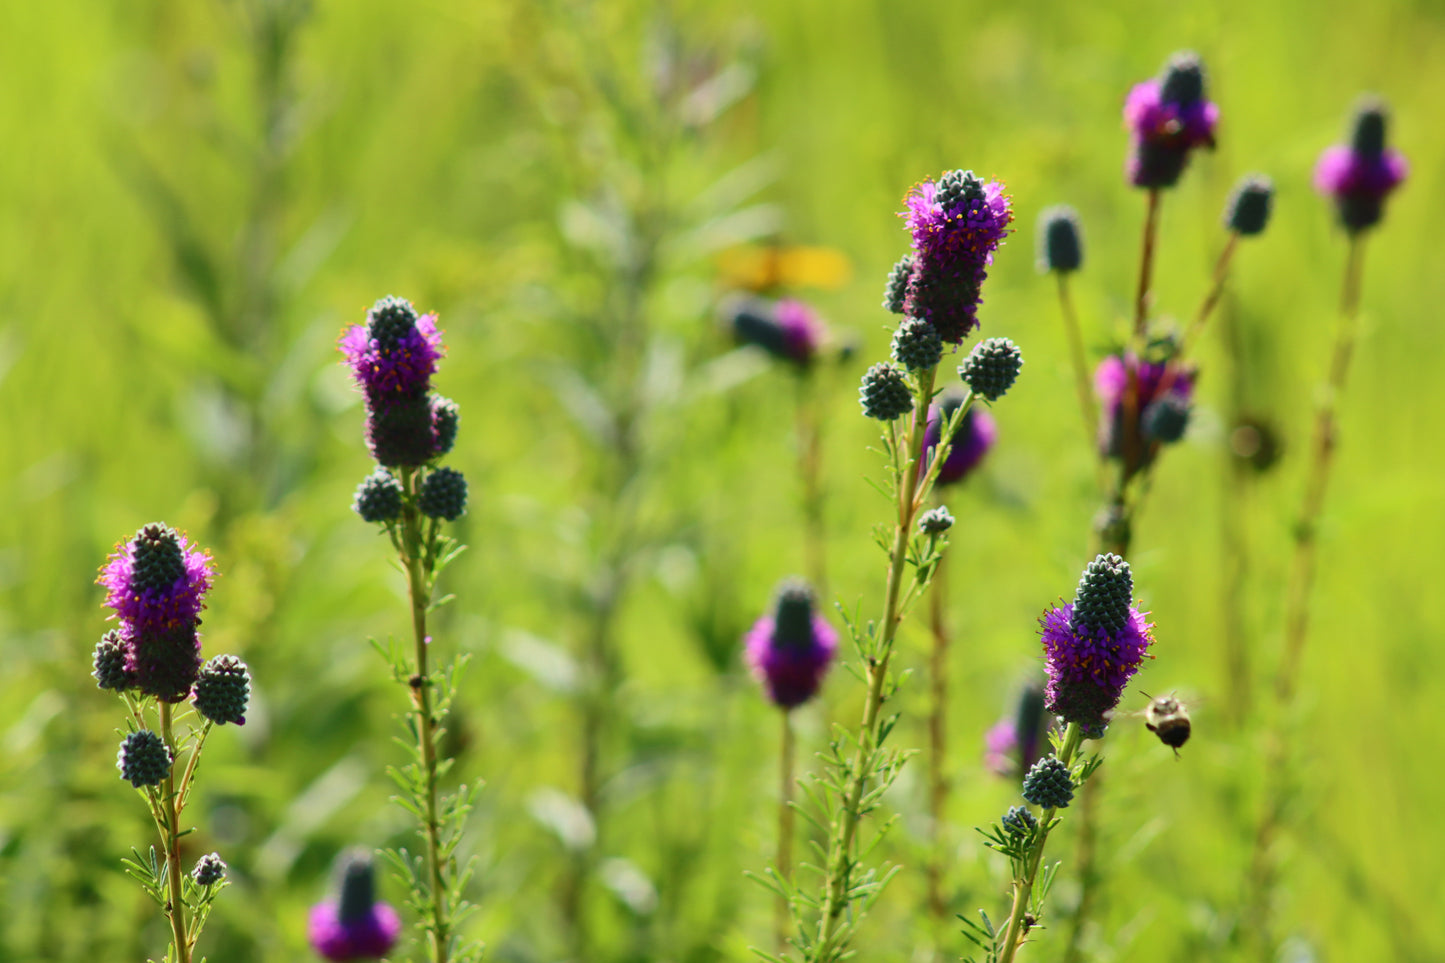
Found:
<box><xmin>983</xmin><ymin>682</ymin><xmax>1047</xmax><ymax>777</ymax></box>
<box><xmin>99</xmin><ymin>524</ymin><xmax>215</xmax><ymax>632</ymax></box>
<box><xmin>339</xmin><ymin>296</ymin><xmax>445</xmax><ymax>403</ymax></box>
<box><xmin>1314</xmin><ymin>97</ymin><xmax>1407</xmax><ymax>234</ymax></box>
<box><xmin>745</xmin><ymin>579</ymin><xmax>838</xmax><ymax>710</ymax></box>
<box><xmin>1040</xmin><ymin>555</ymin><xmax>1155</xmax><ymax>736</ymax></box>
<box><xmin>1123</xmin><ymin>52</ymin><xmax>1219</xmax><ymax>189</ymax></box>
<box><xmin>309</xmin><ymin>851</ymin><xmax>402</xmax><ymax>962</ymax></box>
<box><xmin>899</xmin><ymin>170</ymin><xmax>1013</xmax><ymax>343</ymax></box>
<box><xmin>728</xmin><ymin>297</ymin><xmax>826</xmax><ymax>366</ymax></box>
<box><xmin>1095</xmin><ymin>353</ymin><xmax>1194</xmax><ymax>461</ymax></box>
<box><xmin>923</xmin><ymin>396</ymin><xmax>997</xmax><ymax>486</ymax></box>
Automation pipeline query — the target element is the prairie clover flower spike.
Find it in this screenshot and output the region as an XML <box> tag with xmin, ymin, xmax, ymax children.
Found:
<box><xmin>924</xmin><ymin>394</ymin><xmax>997</xmax><ymax>486</ymax></box>
<box><xmin>192</xmin><ymin>853</ymin><xmax>227</xmax><ymax>887</ymax></box>
<box><xmin>1124</xmin><ymin>51</ymin><xmax>1219</xmax><ymax>188</ymax></box>
<box><xmin>192</xmin><ymin>654</ymin><xmax>251</xmax><ymax>726</ymax></box>
<box><xmin>430</xmin><ymin>396</ymin><xmax>460</xmax><ymax>457</ymax></box>
<box><xmin>891</xmin><ymin>317</ymin><xmax>944</xmax><ymax>372</ymax></box>
<box><xmin>959</xmin><ymin>337</ymin><xmax>1023</xmax><ymax>401</ymax></box>
<box><xmin>118</xmin><ymin>730</ymin><xmax>173</xmax><ymax>788</ymax></box>
<box><xmin>883</xmin><ymin>254</ymin><xmax>914</xmax><ymax>314</ymax></box>
<box><xmin>93</xmin><ymin>630</ymin><xmax>134</xmax><ymax>691</ymax></box>
<box><xmin>98</xmin><ymin>523</ymin><xmax>215</xmax><ymax>702</ymax></box>
<box><xmin>985</xmin><ymin>681</ymin><xmax>1047</xmax><ymax>777</ymax></box>
<box><xmin>419</xmin><ymin>467</ymin><xmax>468</xmax><ymax>521</ymax></box>
<box><xmin>1037</xmin><ymin>205</ymin><xmax>1084</xmax><ymax>273</ymax></box>
<box><xmin>339</xmin><ymin>295</ymin><xmax>444</xmax><ymax>403</ymax></box>
<box><xmin>1224</xmin><ymin>175</ymin><xmax>1275</xmax><ymax>236</ymax></box>
<box><xmin>859</xmin><ymin>362</ymin><xmax>913</xmax><ymax>420</ymax></box>
<box><xmin>918</xmin><ymin>505</ymin><xmax>954</xmax><ymax>534</ymax></box>
<box><xmin>1021</xmin><ymin>755</ymin><xmax>1075</xmax><ymax>809</ymax></box>
<box><xmin>1095</xmin><ymin>353</ymin><xmax>1194</xmax><ymax>460</ymax></box>
<box><xmin>745</xmin><ymin>579</ymin><xmax>838</xmax><ymax>710</ymax></box>
<box><xmin>729</xmin><ymin>297</ymin><xmax>826</xmax><ymax>367</ymax></box>
<box><xmin>1040</xmin><ymin>553</ymin><xmax>1155</xmax><ymax>736</ymax></box>
<box><xmin>1001</xmin><ymin>805</ymin><xmax>1039</xmax><ymax>837</ymax></box>
<box><xmin>900</xmin><ymin>169</ymin><xmax>1014</xmax><ymax>343</ymax></box>
<box><xmin>309</xmin><ymin>850</ymin><xmax>402</xmax><ymax>962</ymax></box>
<box><xmin>353</xmin><ymin>468</ymin><xmax>403</xmax><ymax>523</ymax></box>
<box><xmin>1314</xmin><ymin>97</ymin><xmax>1408</xmax><ymax>234</ymax></box>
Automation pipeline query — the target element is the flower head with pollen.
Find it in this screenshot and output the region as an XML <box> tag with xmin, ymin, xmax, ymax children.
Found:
<box><xmin>309</xmin><ymin>851</ymin><xmax>402</xmax><ymax>962</ymax></box>
<box><xmin>1314</xmin><ymin>97</ymin><xmax>1408</xmax><ymax>234</ymax></box>
<box><xmin>745</xmin><ymin>579</ymin><xmax>838</xmax><ymax>710</ymax></box>
<box><xmin>1123</xmin><ymin>52</ymin><xmax>1219</xmax><ymax>189</ymax></box>
<box><xmin>898</xmin><ymin>170</ymin><xmax>1014</xmax><ymax>344</ymax></box>
<box><xmin>1039</xmin><ymin>554</ymin><xmax>1155</xmax><ymax>736</ymax></box>
<box><xmin>98</xmin><ymin>524</ymin><xmax>214</xmax><ymax>631</ymax></box>
<box><xmin>339</xmin><ymin>296</ymin><xmax>445</xmax><ymax>402</ymax></box>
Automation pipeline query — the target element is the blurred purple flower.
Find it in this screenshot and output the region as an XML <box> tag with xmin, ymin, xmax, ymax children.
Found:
<box><xmin>1123</xmin><ymin>52</ymin><xmax>1218</xmax><ymax>189</ymax></box>
<box><xmin>339</xmin><ymin>300</ymin><xmax>444</xmax><ymax>402</ymax></box>
<box><xmin>923</xmin><ymin>397</ymin><xmax>997</xmax><ymax>486</ymax></box>
<box><xmin>308</xmin><ymin>851</ymin><xmax>401</xmax><ymax>962</ymax></box>
<box><xmin>728</xmin><ymin>297</ymin><xmax>826</xmax><ymax>366</ymax></box>
<box><xmin>1314</xmin><ymin>98</ymin><xmax>1407</xmax><ymax>234</ymax></box>
<box><xmin>745</xmin><ymin>580</ymin><xmax>838</xmax><ymax>710</ymax></box>
<box><xmin>983</xmin><ymin>682</ymin><xmax>1047</xmax><ymax>777</ymax></box>
<box><xmin>1095</xmin><ymin>353</ymin><xmax>1194</xmax><ymax>461</ymax></box>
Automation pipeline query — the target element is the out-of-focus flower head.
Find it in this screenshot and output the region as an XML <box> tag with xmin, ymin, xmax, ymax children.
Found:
<box><xmin>308</xmin><ymin>850</ymin><xmax>402</xmax><ymax>962</ymax></box>
<box><xmin>923</xmin><ymin>394</ymin><xmax>997</xmax><ymax>487</ymax></box>
<box><xmin>983</xmin><ymin>681</ymin><xmax>1047</xmax><ymax>777</ymax></box>
<box><xmin>1095</xmin><ymin>352</ymin><xmax>1195</xmax><ymax>461</ymax></box>
<box><xmin>744</xmin><ymin>579</ymin><xmax>838</xmax><ymax>710</ymax></box>
<box><xmin>1124</xmin><ymin>51</ymin><xmax>1219</xmax><ymax>189</ymax></box>
<box><xmin>898</xmin><ymin>170</ymin><xmax>1014</xmax><ymax>344</ymax></box>
<box><xmin>1314</xmin><ymin>96</ymin><xmax>1408</xmax><ymax>234</ymax></box>
<box><xmin>1039</xmin><ymin>554</ymin><xmax>1155</xmax><ymax>736</ymax></box>
<box><xmin>727</xmin><ymin>296</ymin><xmax>827</xmax><ymax>367</ymax></box>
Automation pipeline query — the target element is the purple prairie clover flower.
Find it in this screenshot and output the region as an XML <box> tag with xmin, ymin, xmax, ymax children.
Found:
<box><xmin>338</xmin><ymin>296</ymin><xmax>445</xmax><ymax>403</ymax></box>
<box><xmin>899</xmin><ymin>170</ymin><xmax>1014</xmax><ymax>344</ymax></box>
<box><xmin>1314</xmin><ymin>97</ymin><xmax>1408</xmax><ymax>234</ymax></box>
<box><xmin>745</xmin><ymin>579</ymin><xmax>838</xmax><ymax>710</ymax></box>
<box><xmin>98</xmin><ymin>524</ymin><xmax>214</xmax><ymax>632</ymax></box>
<box><xmin>923</xmin><ymin>395</ymin><xmax>997</xmax><ymax>486</ymax></box>
<box><xmin>1123</xmin><ymin>52</ymin><xmax>1219</xmax><ymax>189</ymax></box>
<box><xmin>1040</xmin><ymin>554</ymin><xmax>1155</xmax><ymax>736</ymax></box>
<box><xmin>309</xmin><ymin>851</ymin><xmax>402</xmax><ymax>962</ymax></box>
<box><xmin>983</xmin><ymin>682</ymin><xmax>1047</xmax><ymax>777</ymax></box>
<box><xmin>121</xmin><ymin>621</ymin><xmax>204</xmax><ymax>703</ymax></box>
<box><xmin>1095</xmin><ymin>353</ymin><xmax>1195</xmax><ymax>460</ymax></box>
<box><xmin>728</xmin><ymin>296</ymin><xmax>827</xmax><ymax>367</ymax></box>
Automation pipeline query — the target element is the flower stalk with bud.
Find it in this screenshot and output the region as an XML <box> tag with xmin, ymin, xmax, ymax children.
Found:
<box><xmin>94</xmin><ymin>523</ymin><xmax>248</xmax><ymax>963</ymax></box>
<box><xmin>757</xmin><ymin>170</ymin><xmax>1019</xmax><ymax>963</ymax></box>
<box><xmin>341</xmin><ymin>295</ymin><xmax>479</xmax><ymax>963</ymax></box>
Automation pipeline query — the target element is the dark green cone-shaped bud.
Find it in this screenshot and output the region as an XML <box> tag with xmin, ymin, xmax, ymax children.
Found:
<box><xmin>859</xmin><ymin>362</ymin><xmax>913</xmax><ymax>421</ymax></box>
<box><xmin>1001</xmin><ymin>804</ymin><xmax>1039</xmax><ymax>837</ymax></box>
<box><xmin>1038</xmin><ymin>206</ymin><xmax>1084</xmax><ymax>273</ymax></box>
<box><xmin>773</xmin><ymin>580</ymin><xmax>817</xmax><ymax>644</ymax></box>
<box><xmin>353</xmin><ymin>468</ymin><xmax>403</xmax><ymax>523</ymax></box>
<box><xmin>1142</xmin><ymin>394</ymin><xmax>1191</xmax><ymax>443</ymax></box>
<box><xmin>366</xmin><ymin>295</ymin><xmax>420</xmax><ymax>351</ymax></box>
<box><xmin>1159</xmin><ymin>51</ymin><xmax>1206</xmax><ymax>105</ymax></box>
<box><xmin>193</xmin><ymin>654</ymin><xmax>251</xmax><ymax>726</ymax></box>
<box><xmin>959</xmin><ymin>337</ymin><xmax>1023</xmax><ymax>401</ymax></box>
<box><xmin>131</xmin><ymin>524</ymin><xmax>186</xmax><ymax>593</ymax></box>
<box><xmin>337</xmin><ymin>851</ymin><xmax>380</xmax><ymax>924</ymax></box>
<box><xmin>1070</xmin><ymin>553</ymin><xmax>1134</xmax><ymax>636</ymax></box>
<box><xmin>1021</xmin><ymin>755</ymin><xmax>1075</xmax><ymax>809</ymax></box>
<box><xmin>918</xmin><ymin>506</ymin><xmax>954</xmax><ymax>534</ymax></box>
<box><xmin>93</xmin><ymin>630</ymin><xmax>133</xmax><ymax>691</ymax></box>
<box><xmin>192</xmin><ymin>852</ymin><xmax>227</xmax><ymax>887</ymax></box>
<box><xmin>431</xmin><ymin>396</ymin><xmax>460</xmax><ymax>457</ymax></box>
<box><xmin>118</xmin><ymin>730</ymin><xmax>173</xmax><ymax>788</ymax></box>
<box><xmin>1225</xmin><ymin>175</ymin><xmax>1274</xmax><ymax>236</ymax></box>
<box><xmin>419</xmin><ymin>467</ymin><xmax>468</xmax><ymax>521</ymax></box>
<box><xmin>891</xmin><ymin>317</ymin><xmax>944</xmax><ymax>371</ymax></box>
<box><xmin>936</xmin><ymin>169</ymin><xmax>987</xmax><ymax>210</ymax></box>
<box><xmin>1350</xmin><ymin>99</ymin><xmax>1388</xmax><ymax>160</ymax></box>
<box><xmin>883</xmin><ymin>255</ymin><xmax>914</xmax><ymax>314</ymax></box>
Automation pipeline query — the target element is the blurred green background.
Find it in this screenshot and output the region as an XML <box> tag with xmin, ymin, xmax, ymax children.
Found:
<box><xmin>2</xmin><ymin>0</ymin><xmax>1441</xmax><ymax>960</ymax></box>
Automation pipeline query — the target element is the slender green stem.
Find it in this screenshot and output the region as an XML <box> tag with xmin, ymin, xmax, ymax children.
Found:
<box><xmin>1248</xmin><ymin>236</ymin><xmax>1366</xmax><ymax>958</ymax></box>
<box><xmin>1055</xmin><ymin>274</ymin><xmax>1100</xmax><ymax>454</ymax></box>
<box><xmin>159</xmin><ymin>702</ymin><xmax>192</xmax><ymax>963</ymax></box>
<box><xmin>796</xmin><ymin>372</ymin><xmax>828</xmax><ymax>600</ymax></box>
<box><xmin>1132</xmin><ymin>189</ymin><xmax>1162</xmax><ymax>339</ymax></box>
<box><xmin>811</xmin><ymin>368</ymin><xmax>935</xmax><ymax>961</ymax></box>
<box><xmin>995</xmin><ymin>723</ymin><xmax>1085</xmax><ymax>963</ymax></box>
<box><xmin>400</xmin><ymin>466</ymin><xmax>450</xmax><ymax>963</ymax></box>
<box><xmin>1183</xmin><ymin>232</ymin><xmax>1241</xmax><ymax>354</ymax></box>
<box><xmin>926</xmin><ymin>546</ymin><xmax>950</xmax><ymax>926</ymax></box>
<box><xmin>776</xmin><ymin>709</ymin><xmax>797</xmax><ymax>953</ymax></box>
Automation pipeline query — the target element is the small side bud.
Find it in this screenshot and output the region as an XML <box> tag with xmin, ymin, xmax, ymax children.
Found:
<box><xmin>891</xmin><ymin>317</ymin><xmax>944</xmax><ymax>372</ymax></box>
<box><xmin>353</xmin><ymin>468</ymin><xmax>403</xmax><ymax>523</ymax></box>
<box><xmin>918</xmin><ymin>506</ymin><xmax>954</xmax><ymax>534</ymax></box>
<box><xmin>1224</xmin><ymin>175</ymin><xmax>1274</xmax><ymax>236</ymax></box>
<box><xmin>1142</xmin><ymin>394</ymin><xmax>1191</xmax><ymax>443</ymax></box>
<box><xmin>1037</xmin><ymin>206</ymin><xmax>1084</xmax><ymax>273</ymax></box>
<box><xmin>118</xmin><ymin>730</ymin><xmax>173</xmax><ymax>788</ymax></box>
<box><xmin>1021</xmin><ymin>755</ymin><xmax>1075</xmax><ymax>809</ymax></box>
<box><xmin>883</xmin><ymin>255</ymin><xmax>914</xmax><ymax>314</ymax></box>
<box><xmin>959</xmin><ymin>337</ymin><xmax>1023</xmax><ymax>402</ymax></box>
<box><xmin>858</xmin><ymin>363</ymin><xmax>913</xmax><ymax>421</ymax></box>
<box><xmin>192</xmin><ymin>853</ymin><xmax>227</xmax><ymax>887</ymax></box>
<box><xmin>1001</xmin><ymin>805</ymin><xmax>1039</xmax><ymax>837</ymax></box>
<box><xmin>93</xmin><ymin>630</ymin><xmax>134</xmax><ymax>691</ymax></box>
<box><xmin>193</xmin><ymin>654</ymin><xmax>251</xmax><ymax>726</ymax></box>
<box><xmin>418</xmin><ymin>467</ymin><xmax>468</xmax><ymax>521</ymax></box>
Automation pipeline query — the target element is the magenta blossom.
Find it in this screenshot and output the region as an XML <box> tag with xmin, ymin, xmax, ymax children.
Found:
<box><xmin>745</xmin><ymin>580</ymin><xmax>838</xmax><ymax>710</ymax></box>
<box><xmin>1095</xmin><ymin>353</ymin><xmax>1194</xmax><ymax>462</ymax></box>
<box><xmin>339</xmin><ymin>311</ymin><xmax>444</xmax><ymax>401</ymax></box>
<box><xmin>1123</xmin><ymin>52</ymin><xmax>1219</xmax><ymax>188</ymax></box>
<box><xmin>99</xmin><ymin>525</ymin><xmax>214</xmax><ymax>631</ymax></box>
<box><xmin>924</xmin><ymin>399</ymin><xmax>997</xmax><ymax>486</ymax></box>
<box><xmin>309</xmin><ymin>852</ymin><xmax>401</xmax><ymax>962</ymax></box>
<box><xmin>1314</xmin><ymin>98</ymin><xmax>1407</xmax><ymax>234</ymax></box>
